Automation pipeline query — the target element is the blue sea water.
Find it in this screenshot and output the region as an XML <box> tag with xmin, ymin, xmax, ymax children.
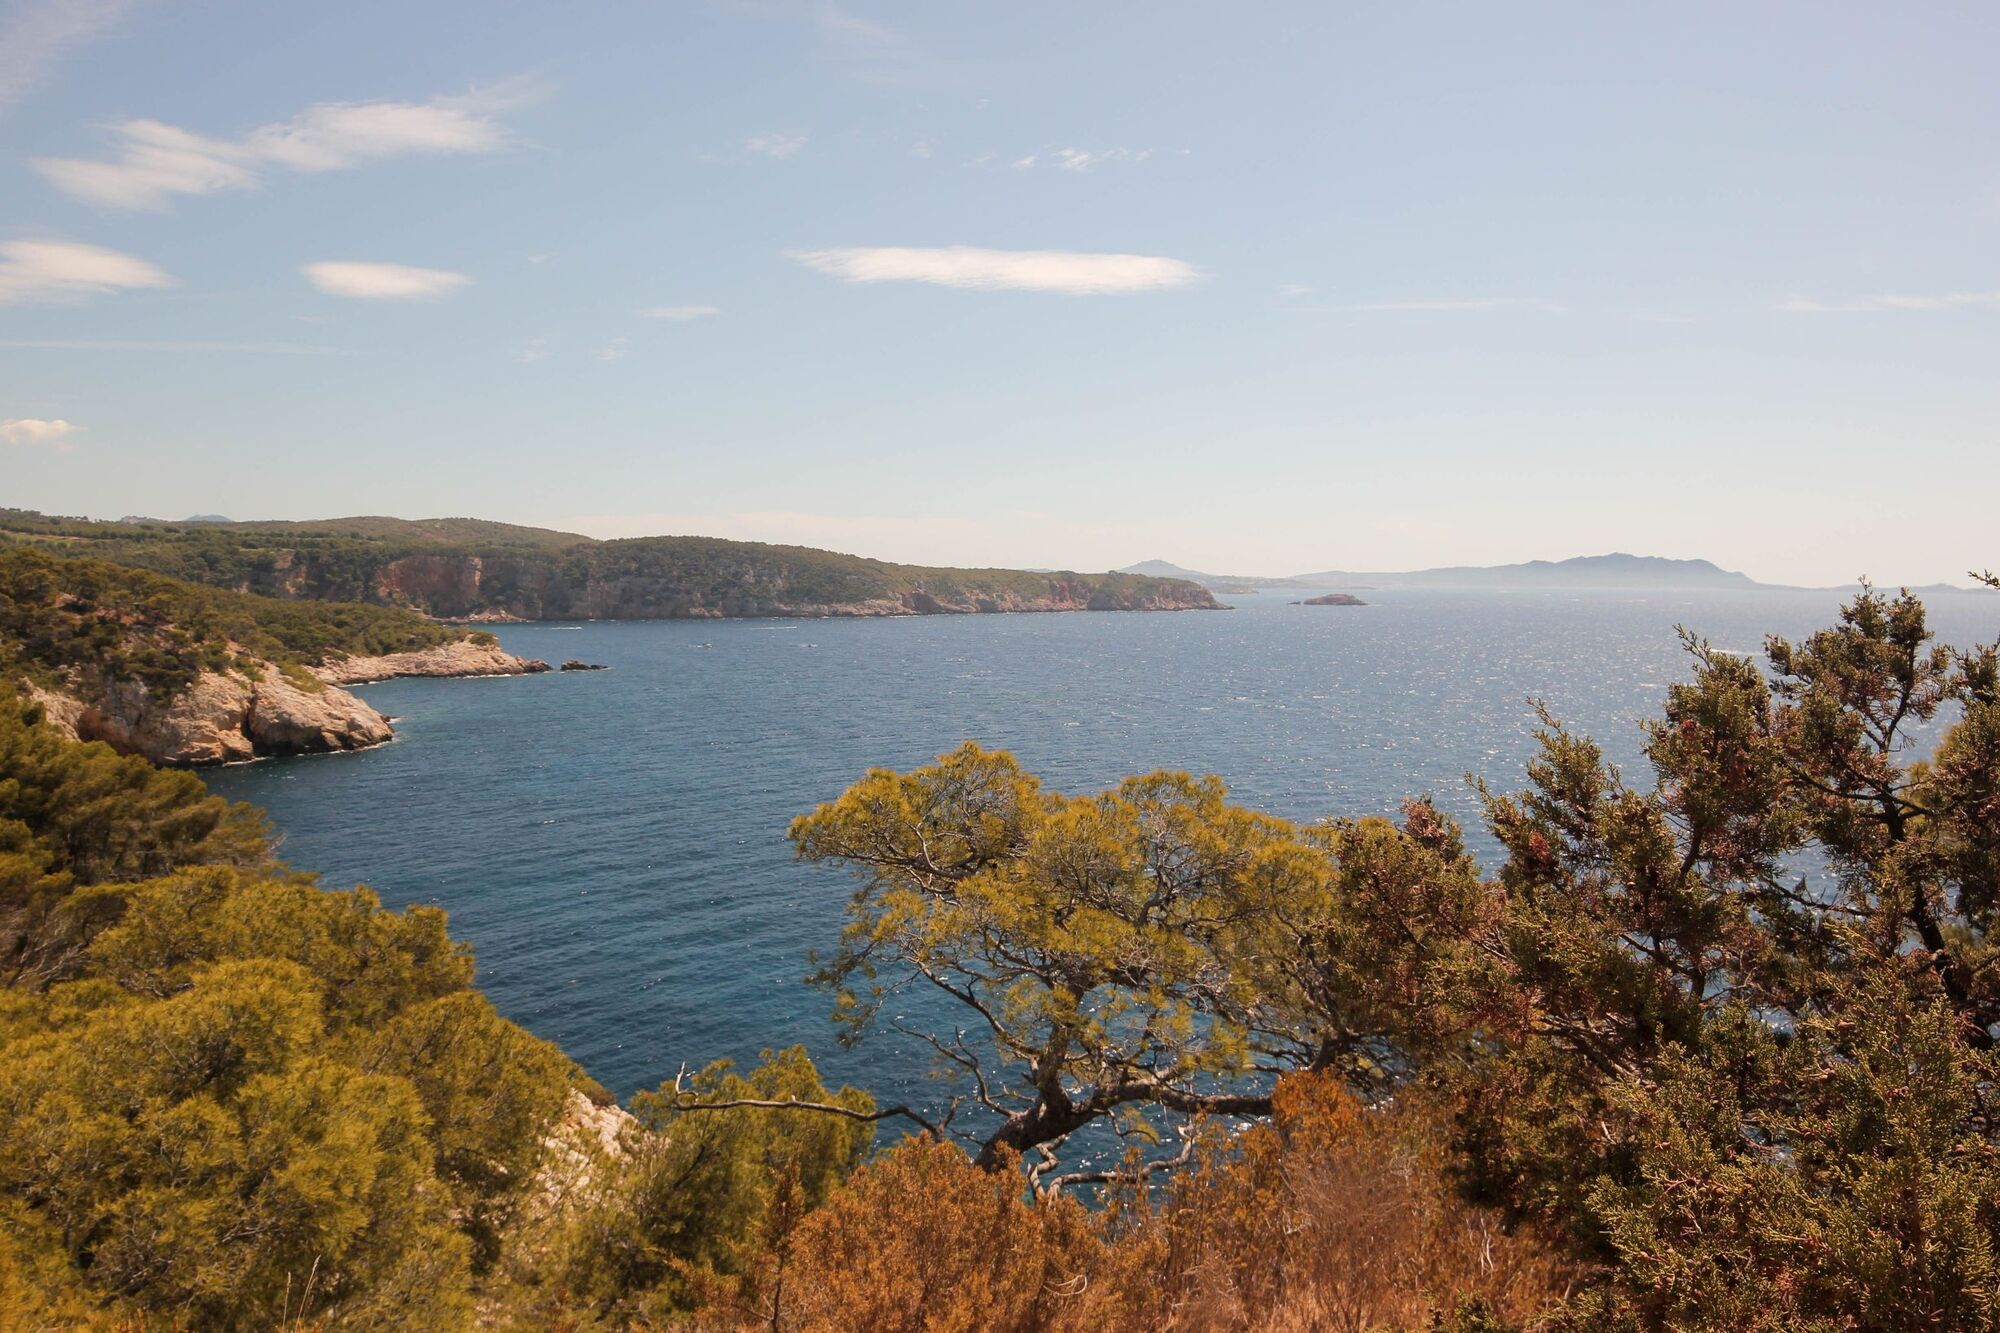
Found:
<box><xmin>201</xmin><ymin>588</ymin><xmax>1997</xmax><ymax>1107</ymax></box>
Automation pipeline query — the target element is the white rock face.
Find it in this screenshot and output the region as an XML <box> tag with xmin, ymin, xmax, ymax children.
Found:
<box><xmin>24</xmin><ymin>635</ymin><xmax>550</xmax><ymax>765</ymax></box>
<box><xmin>29</xmin><ymin>663</ymin><xmax>392</xmax><ymax>766</ymax></box>
<box><xmin>528</xmin><ymin>1089</ymin><xmax>639</xmax><ymax>1220</ymax></box>
<box><xmin>314</xmin><ymin>639</ymin><xmax>550</xmax><ymax>685</ymax></box>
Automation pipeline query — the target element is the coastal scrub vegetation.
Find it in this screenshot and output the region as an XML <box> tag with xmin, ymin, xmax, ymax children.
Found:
<box><xmin>1</xmin><ymin>581</ymin><xmax>1995</xmax><ymax>1328</ymax></box>
<box><xmin>0</xmin><ymin>546</ymin><xmax>473</xmax><ymax>700</ymax></box>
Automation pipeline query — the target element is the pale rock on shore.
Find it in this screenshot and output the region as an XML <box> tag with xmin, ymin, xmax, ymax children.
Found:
<box><xmin>313</xmin><ymin>638</ymin><xmax>552</xmax><ymax>685</ymax></box>
<box><xmin>26</xmin><ymin>639</ymin><xmax>550</xmax><ymax>766</ymax></box>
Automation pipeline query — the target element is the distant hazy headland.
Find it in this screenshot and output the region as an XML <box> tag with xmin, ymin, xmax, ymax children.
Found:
<box><xmin>1122</xmin><ymin>553</ymin><xmax>1993</xmax><ymax>595</ymax></box>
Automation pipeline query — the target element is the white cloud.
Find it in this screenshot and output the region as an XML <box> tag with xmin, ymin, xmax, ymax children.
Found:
<box><xmin>0</xmin><ymin>416</ymin><xmax>80</xmax><ymax>447</ymax></box>
<box><xmin>746</xmin><ymin>131</ymin><xmax>806</xmax><ymax>159</ymax></box>
<box><xmin>636</xmin><ymin>304</ymin><xmax>719</xmax><ymax>321</ymax></box>
<box><xmin>514</xmin><ymin>337</ymin><xmax>550</xmax><ymax>363</ymax></box>
<box><xmin>791</xmin><ymin>245</ymin><xmax>1199</xmax><ymax>295</ymax></box>
<box><xmin>0</xmin><ymin>237</ymin><xmax>171</xmax><ymax>304</ymax></box>
<box><xmin>594</xmin><ymin>336</ymin><xmax>631</xmax><ymax>362</ymax></box>
<box><xmin>301</xmin><ymin>260</ymin><xmax>469</xmax><ymax>300</ymax></box>
<box><xmin>0</xmin><ymin>0</ymin><xmax>135</xmax><ymax>114</ymax></box>
<box><xmin>34</xmin><ymin>84</ymin><xmax>530</xmax><ymax>210</ymax></box>
<box><xmin>1780</xmin><ymin>291</ymin><xmax>2000</xmax><ymax>314</ymax></box>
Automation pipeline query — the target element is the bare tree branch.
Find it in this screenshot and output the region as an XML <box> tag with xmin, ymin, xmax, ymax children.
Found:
<box><xmin>668</xmin><ymin>1063</ymin><xmax>946</xmax><ymax>1139</ymax></box>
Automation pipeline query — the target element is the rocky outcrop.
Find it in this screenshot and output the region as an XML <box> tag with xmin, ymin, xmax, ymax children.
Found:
<box><xmin>528</xmin><ymin>1089</ymin><xmax>638</xmax><ymax>1221</ymax></box>
<box><xmin>29</xmin><ymin>665</ymin><xmax>393</xmax><ymax>766</ymax></box>
<box><xmin>313</xmin><ymin>639</ymin><xmax>551</xmax><ymax>685</ymax></box>
<box><xmin>20</xmin><ymin>637</ymin><xmax>549</xmax><ymax>767</ymax></box>
<box><xmin>1294</xmin><ymin>592</ymin><xmax>1368</xmax><ymax>606</ymax></box>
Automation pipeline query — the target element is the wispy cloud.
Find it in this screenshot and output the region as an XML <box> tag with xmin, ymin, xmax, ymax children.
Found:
<box><xmin>0</xmin><ymin>0</ymin><xmax>137</xmax><ymax>114</ymax></box>
<box><xmin>1779</xmin><ymin>291</ymin><xmax>2000</xmax><ymax>314</ymax></box>
<box><xmin>791</xmin><ymin>245</ymin><xmax>1199</xmax><ymax>295</ymax></box>
<box><xmin>0</xmin><ymin>237</ymin><xmax>171</xmax><ymax>304</ymax></box>
<box><xmin>636</xmin><ymin>304</ymin><xmax>720</xmax><ymax>321</ymax></box>
<box><xmin>514</xmin><ymin>337</ymin><xmax>550</xmax><ymax>363</ymax></box>
<box><xmin>594</xmin><ymin>336</ymin><xmax>631</xmax><ymax>362</ymax></box>
<box><xmin>34</xmin><ymin>81</ymin><xmax>534</xmax><ymax>210</ymax></box>
<box><xmin>301</xmin><ymin>260</ymin><xmax>470</xmax><ymax>300</ymax></box>
<box><xmin>746</xmin><ymin>130</ymin><xmax>806</xmax><ymax>159</ymax></box>
<box><xmin>1013</xmin><ymin>146</ymin><xmax>1152</xmax><ymax>172</ymax></box>
<box><xmin>0</xmin><ymin>416</ymin><xmax>80</xmax><ymax>447</ymax></box>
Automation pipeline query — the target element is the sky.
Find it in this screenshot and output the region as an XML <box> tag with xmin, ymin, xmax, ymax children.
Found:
<box><xmin>2</xmin><ymin>1</ymin><xmax>1997</xmax><ymax>587</ymax></box>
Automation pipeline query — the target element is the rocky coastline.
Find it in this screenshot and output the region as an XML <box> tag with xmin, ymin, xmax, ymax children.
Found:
<box><xmin>31</xmin><ymin>640</ymin><xmax>550</xmax><ymax>767</ymax></box>
<box><xmin>312</xmin><ymin>638</ymin><xmax>552</xmax><ymax>685</ymax></box>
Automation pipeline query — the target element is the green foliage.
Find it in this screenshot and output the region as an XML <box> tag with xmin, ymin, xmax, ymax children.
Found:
<box><xmin>790</xmin><ymin>744</ymin><xmax>1490</xmax><ymax>1171</ymax></box>
<box><xmin>1443</xmin><ymin>586</ymin><xmax>2000</xmax><ymax>1323</ymax></box>
<box><xmin>0</xmin><ymin>958</ymin><xmax>468</xmax><ymax>1329</ymax></box>
<box><xmin>555</xmin><ymin>1045</ymin><xmax>873</xmax><ymax>1318</ymax></box>
<box><xmin>362</xmin><ymin>991</ymin><xmax>574</xmax><ymax>1268</ymax></box>
<box><xmin>0</xmin><ymin>698</ymin><xmax>577</xmax><ymax>1328</ymax></box>
<box><xmin>0</xmin><ymin>694</ymin><xmax>269</xmax><ymax>982</ymax></box>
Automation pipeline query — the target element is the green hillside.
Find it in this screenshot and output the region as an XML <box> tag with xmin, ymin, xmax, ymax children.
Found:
<box><xmin>0</xmin><ymin>510</ymin><xmax>1217</xmax><ymax>620</ymax></box>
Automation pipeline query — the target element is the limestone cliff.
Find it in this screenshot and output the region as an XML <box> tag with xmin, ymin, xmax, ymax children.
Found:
<box><xmin>25</xmin><ymin>637</ymin><xmax>554</xmax><ymax>766</ymax></box>
<box><xmin>29</xmin><ymin>666</ymin><xmax>393</xmax><ymax>766</ymax></box>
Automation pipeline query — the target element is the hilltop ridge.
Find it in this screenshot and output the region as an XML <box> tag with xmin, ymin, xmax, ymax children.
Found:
<box><xmin>3</xmin><ymin>510</ymin><xmax>1218</xmax><ymax>621</ymax></box>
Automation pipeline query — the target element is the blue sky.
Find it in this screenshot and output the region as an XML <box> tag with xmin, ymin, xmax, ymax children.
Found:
<box><xmin>2</xmin><ymin>1</ymin><xmax>1997</xmax><ymax>585</ymax></box>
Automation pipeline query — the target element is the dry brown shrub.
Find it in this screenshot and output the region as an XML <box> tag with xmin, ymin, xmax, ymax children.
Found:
<box><xmin>694</xmin><ymin>1072</ymin><xmax>1576</xmax><ymax>1332</ymax></box>
<box><xmin>1101</xmin><ymin>1071</ymin><xmax>1578</xmax><ymax>1331</ymax></box>
<box><xmin>741</xmin><ymin>1137</ymin><xmax>1118</xmax><ymax>1332</ymax></box>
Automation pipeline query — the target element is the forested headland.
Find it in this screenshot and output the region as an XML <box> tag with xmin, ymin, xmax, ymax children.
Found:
<box><xmin>0</xmin><ymin>510</ymin><xmax>1219</xmax><ymax>621</ymax></box>
<box><xmin>1</xmin><ymin>578</ymin><xmax>1996</xmax><ymax>1329</ymax></box>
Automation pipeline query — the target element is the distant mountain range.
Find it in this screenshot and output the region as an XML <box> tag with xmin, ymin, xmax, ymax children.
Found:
<box><xmin>1120</xmin><ymin>553</ymin><xmax>1994</xmax><ymax>594</ymax></box>
<box><xmin>1117</xmin><ymin>560</ymin><xmax>1315</xmax><ymax>592</ymax></box>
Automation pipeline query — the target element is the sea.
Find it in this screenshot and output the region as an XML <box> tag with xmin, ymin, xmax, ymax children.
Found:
<box><xmin>201</xmin><ymin>587</ymin><xmax>1998</xmax><ymax>1109</ymax></box>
